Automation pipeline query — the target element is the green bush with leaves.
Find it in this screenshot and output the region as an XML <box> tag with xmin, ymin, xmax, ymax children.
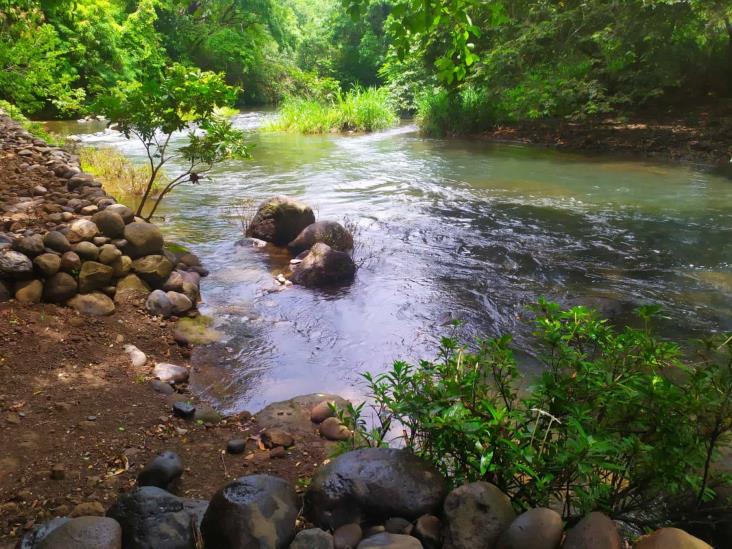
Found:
<box><xmin>95</xmin><ymin>63</ymin><xmax>250</xmax><ymax>220</ymax></box>
<box><xmin>339</xmin><ymin>300</ymin><xmax>732</xmax><ymax>528</ymax></box>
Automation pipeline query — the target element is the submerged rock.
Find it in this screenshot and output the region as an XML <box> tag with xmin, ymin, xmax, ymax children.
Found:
<box><xmin>246</xmin><ymin>195</ymin><xmax>316</xmax><ymax>245</ymax></box>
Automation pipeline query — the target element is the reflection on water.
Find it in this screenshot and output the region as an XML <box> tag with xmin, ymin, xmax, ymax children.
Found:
<box><xmin>49</xmin><ymin>113</ymin><xmax>732</xmax><ymax>413</ymax></box>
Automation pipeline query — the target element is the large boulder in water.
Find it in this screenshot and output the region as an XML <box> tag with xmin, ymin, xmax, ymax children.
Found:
<box><xmin>246</xmin><ymin>196</ymin><xmax>315</xmax><ymax>245</ymax></box>
<box><xmin>305</xmin><ymin>447</ymin><xmax>448</xmax><ymax>529</ymax></box>
<box><xmin>290</xmin><ymin>242</ymin><xmax>356</xmax><ymax>287</ymax></box>
<box><xmin>288</xmin><ymin>221</ymin><xmax>354</xmax><ymax>253</ymax></box>
<box><xmin>200</xmin><ymin>474</ymin><xmax>298</xmax><ymax>548</ymax></box>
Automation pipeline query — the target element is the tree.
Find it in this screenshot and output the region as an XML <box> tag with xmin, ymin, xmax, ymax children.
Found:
<box><xmin>96</xmin><ymin>63</ymin><xmax>250</xmax><ymax>220</ymax></box>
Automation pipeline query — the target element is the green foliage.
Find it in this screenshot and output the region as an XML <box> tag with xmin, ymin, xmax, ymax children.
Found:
<box><xmin>266</xmin><ymin>86</ymin><xmax>398</xmax><ymax>133</ymax></box>
<box><xmin>344</xmin><ymin>301</ymin><xmax>732</xmax><ymax>527</ymax></box>
<box><xmin>95</xmin><ymin>63</ymin><xmax>250</xmax><ymax>219</ymax></box>
<box><xmin>79</xmin><ymin>146</ymin><xmax>166</xmax><ymax>200</ymax></box>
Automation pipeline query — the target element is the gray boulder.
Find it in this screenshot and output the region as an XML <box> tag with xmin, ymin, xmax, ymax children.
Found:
<box><xmin>137</xmin><ymin>451</ymin><xmax>183</xmax><ymax>491</ymax></box>
<box><xmin>43</xmin><ymin>231</ymin><xmax>71</xmax><ymax>253</ymax></box>
<box><xmin>288</xmin><ymin>221</ymin><xmax>354</xmax><ymax>253</ymax></box>
<box><xmin>13</xmin><ymin>234</ymin><xmax>45</xmax><ymax>257</ymax></box>
<box><xmin>92</xmin><ymin>210</ymin><xmax>125</xmax><ymax>238</ymax></box>
<box><xmin>67</xmin><ymin>219</ymin><xmax>99</xmax><ymax>243</ymax></box>
<box><xmin>107</xmin><ymin>486</ymin><xmax>207</xmax><ymax>549</ymax></box>
<box><xmin>0</xmin><ymin>249</ymin><xmax>33</xmax><ymax>278</ymax></box>
<box><xmin>132</xmin><ymin>255</ymin><xmax>174</xmax><ymax>287</ymax></box>
<box><xmin>442</xmin><ymin>482</ymin><xmax>516</xmax><ymax>549</ymax></box>
<box><xmin>200</xmin><ymin>474</ymin><xmax>299</xmax><ymax>548</ymax></box>
<box><xmin>290</xmin><ymin>528</ymin><xmax>335</xmax><ymax>549</ymax></box>
<box><xmin>357</xmin><ymin>533</ymin><xmax>423</xmax><ymax>548</ymax></box>
<box><xmin>73</xmin><ymin>241</ymin><xmax>100</xmax><ymax>261</ymax></box>
<box><xmin>68</xmin><ymin>292</ymin><xmax>115</xmax><ymax>316</ymax></box>
<box><xmin>78</xmin><ymin>261</ymin><xmax>113</xmax><ymax>293</ymax></box>
<box><xmin>37</xmin><ymin>516</ymin><xmax>122</xmax><ymax>549</ymax></box>
<box><xmin>562</xmin><ymin>512</ymin><xmax>621</xmax><ymax>549</ymax></box>
<box><xmin>246</xmin><ymin>196</ymin><xmax>316</xmax><ymax>245</ymax></box>
<box><xmin>290</xmin><ymin>242</ymin><xmax>356</xmax><ymax>288</ymax></box>
<box><xmin>34</xmin><ymin>253</ymin><xmax>61</xmax><ymax>277</ymax></box>
<box><xmin>305</xmin><ymin>448</ymin><xmax>448</xmax><ymax>529</ymax></box>
<box><xmin>106</xmin><ymin>204</ymin><xmax>134</xmax><ymax>224</ymax></box>
<box><xmin>496</xmin><ymin>507</ymin><xmax>563</xmax><ymax>549</ymax></box>
<box><xmin>146</xmin><ymin>290</ymin><xmax>173</xmax><ymax>317</ymax></box>
<box><xmin>123</xmin><ymin>222</ymin><xmax>164</xmax><ymax>258</ymax></box>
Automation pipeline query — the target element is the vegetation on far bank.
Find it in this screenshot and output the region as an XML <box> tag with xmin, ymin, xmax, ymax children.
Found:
<box><xmin>265</xmin><ymin>87</ymin><xmax>398</xmax><ymax>134</ymax></box>
<box><xmin>335</xmin><ymin>300</ymin><xmax>732</xmax><ymax>535</ymax></box>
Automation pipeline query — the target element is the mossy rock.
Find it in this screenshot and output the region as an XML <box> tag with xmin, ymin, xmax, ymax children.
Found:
<box><xmin>174</xmin><ymin>316</ymin><xmax>223</xmax><ymax>345</ymax></box>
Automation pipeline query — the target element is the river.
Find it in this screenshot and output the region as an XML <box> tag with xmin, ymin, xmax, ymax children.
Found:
<box><xmin>46</xmin><ymin>113</ymin><xmax>732</xmax><ymax>414</ymax></box>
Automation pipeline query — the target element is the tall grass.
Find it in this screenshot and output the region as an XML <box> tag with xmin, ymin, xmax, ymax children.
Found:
<box><xmin>265</xmin><ymin>87</ymin><xmax>398</xmax><ymax>134</ymax></box>
<box><xmin>416</xmin><ymin>86</ymin><xmax>498</xmax><ymax>137</ymax></box>
<box><xmin>79</xmin><ymin>147</ymin><xmax>166</xmax><ymax>202</ymax></box>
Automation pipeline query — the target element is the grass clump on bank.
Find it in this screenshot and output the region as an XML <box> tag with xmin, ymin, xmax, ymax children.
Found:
<box><xmin>266</xmin><ymin>87</ymin><xmax>398</xmax><ymax>134</ymax></box>
<box><xmin>79</xmin><ymin>146</ymin><xmax>166</xmax><ymax>201</ymax></box>
<box><xmin>336</xmin><ymin>300</ymin><xmax>732</xmax><ymax>532</ymax></box>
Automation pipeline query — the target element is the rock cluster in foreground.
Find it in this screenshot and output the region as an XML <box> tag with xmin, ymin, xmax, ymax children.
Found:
<box><xmin>0</xmin><ymin>114</ymin><xmax>204</xmax><ymax>316</ymax></box>
<box><xmin>19</xmin><ymin>397</ymin><xmax>713</xmax><ymax>549</ymax></box>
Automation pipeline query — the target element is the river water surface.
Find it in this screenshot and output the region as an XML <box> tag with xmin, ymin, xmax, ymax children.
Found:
<box><xmin>47</xmin><ymin>113</ymin><xmax>732</xmax><ymax>413</ymax></box>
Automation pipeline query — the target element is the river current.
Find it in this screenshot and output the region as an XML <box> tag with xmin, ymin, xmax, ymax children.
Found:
<box><xmin>47</xmin><ymin>113</ymin><xmax>732</xmax><ymax>413</ymax></box>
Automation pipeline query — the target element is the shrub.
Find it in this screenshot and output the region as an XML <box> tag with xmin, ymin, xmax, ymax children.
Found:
<box><xmin>416</xmin><ymin>86</ymin><xmax>498</xmax><ymax>136</ymax></box>
<box><xmin>340</xmin><ymin>300</ymin><xmax>732</xmax><ymax>529</ymax></box>
<box><xmin>265</xmin><ymin>87</ymin><xmax>398</xmax><ymax>134</ymax></box>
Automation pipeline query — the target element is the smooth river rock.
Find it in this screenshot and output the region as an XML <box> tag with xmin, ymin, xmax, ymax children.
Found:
<box><xmin>200</xmin><ymin>474</ymin><xmax>299</xmax><ymax>548</ymax></box>
<box><xmin>290</xmin><ymin>242</ymin><xmax>356</xmax><ymax>287</ymax></box>
<box><xmin>0</xmin><ymin>249</ymin><xmax>33</xmax><ymax>277</ymax></box>
<box><xmin>562</xmin><ymin>512</ymin><xmax>622</xmax><ymax>549</ymax></box>
<box><xmin>496</xmin><ymin>507</ymin><xmax>563</xmax><ymax>549</ymax></box>
<box><xmin>305</xmin><ymin>447</ymin><xmax>448</xmax><ymax>529</ymax></box>
<box><xmin>123</xmin><ymin>222</ymin><xmax>164</xmax><ymax>258</ymax></box>
<box><xmin>633</xmin><ymin>527</ymin><xmax>712</xmax><ymax>549</ymax></box>
<box><xmin>356</xmin><ymin>533</ymin><xmax>423</xmax><ymax>548</ymax></box>
<box><xmin>290</xmin><ymin>528</ymin><xmax>335</xmax><ymax>549</ymax></box>
<box><xmin>106</xmin><ymin>486</ymin><xmax>207</xmax><ymax>549</ymax></box>
<box><xmin>288</xmin><ymin>220</ymin><xmax>354</xmax><ymax>253</ymax></box>
<box><xmin>246</xmin><ymin>195</ymin><xmax>316</xmax><ymax>245</ymax></box>
<box><xmin>442</xmin><ymin>482</ymin><xmax>516</xmax><ymax>549</ymax></box>
<box><xmin>37</xmin><ymin>516</ymin><xmax>122</xmax><ymax>549</ymax></box>
<box><xmin>68</xmin><ymin>292</ymin><xmax>115</xmax><ymax>316</ymax></box>
<box><xmin>137</xmin><ymin>451</ymin><xmax>183</xmax><ymax>491</ymax></box>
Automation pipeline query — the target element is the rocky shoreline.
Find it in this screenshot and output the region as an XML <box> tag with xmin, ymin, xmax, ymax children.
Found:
<box><xmin>0</xmin><ymin>115</ymin><xmax>719</xmax><ymax>548</ymax></box>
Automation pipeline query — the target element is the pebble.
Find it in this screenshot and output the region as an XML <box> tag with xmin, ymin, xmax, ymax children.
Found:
<box><xmin>172</xmin><ymin>401</ymin><xmax>196</xmax><ymax>418</ymax></box>
<box><xmin>50</xmin><ymin>464</ymin><xmax>65</xmax><ymax>480</ymax></box>
<box><xmin>227</xmin><ymin>439</ymin><xmax>246</xmax><ymax>454</ymax></box>
<box><xmin>123</xmin><ymin>344</ymin><xmax>147</xmax><ymax>368</ymax></box>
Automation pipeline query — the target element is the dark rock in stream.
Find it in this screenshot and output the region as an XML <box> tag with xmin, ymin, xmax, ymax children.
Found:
<box><xmin>290</xmin><ymin>242</ymin><xmax>356</xmax><ymax>288</ymax></box>
<box><xmin>246</xmin><ymin>195</ymin><xmax>316</xmax><ymax>245</ymax></box>
<box><xmin>288</xmin><ymin>220</ymin><xmax>354</xmax><ymax>253</ymax></box>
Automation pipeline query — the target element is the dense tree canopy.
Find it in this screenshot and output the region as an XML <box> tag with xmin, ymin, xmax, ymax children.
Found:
<box><xmin>0</xmin><ymin>0</ymin><xmax>729</xmax><ymax>129</ymax></box>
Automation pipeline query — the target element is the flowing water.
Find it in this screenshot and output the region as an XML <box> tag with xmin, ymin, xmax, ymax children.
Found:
<box><xmin>47</xmin><ymin>113</ymin><xmax>732</xmax><ymax>413</ymax></box>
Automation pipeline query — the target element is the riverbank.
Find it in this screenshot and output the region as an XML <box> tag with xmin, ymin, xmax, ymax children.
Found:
<box><xmin>477</xmin><ymin>103</ymin><xmax>732</xmax><ymax>167</ymax></box>
<box><xmin>0</xmin><ymin>115</ymin><xmax>332</xmax><ymax>545</ymax></box>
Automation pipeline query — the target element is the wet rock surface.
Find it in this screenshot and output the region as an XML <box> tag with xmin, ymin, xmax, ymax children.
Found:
<box><xmin>306</xmin><ymin>447</ymin><xmax>448</xmax><ymax>529</ymax></box>
<box><xmin>200</xmin><ymin>474</ymin><xmax>299</xmax><ymax>548</ymax></box>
